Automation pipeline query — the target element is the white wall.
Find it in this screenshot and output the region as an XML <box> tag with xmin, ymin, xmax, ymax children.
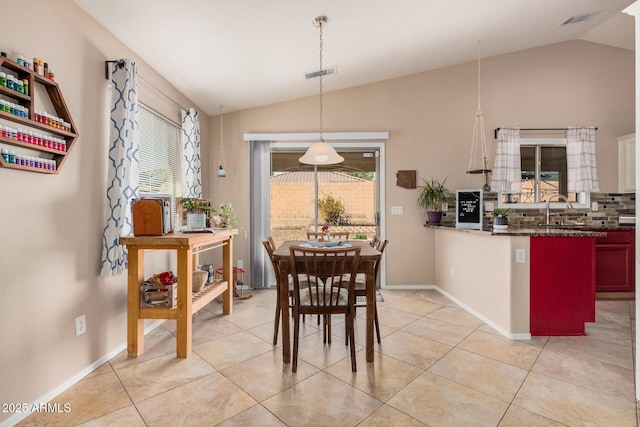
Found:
<box><xmin>0</xmin><ymin>2</ymin><xmax>209</xmax><ymax>423</ymax></box>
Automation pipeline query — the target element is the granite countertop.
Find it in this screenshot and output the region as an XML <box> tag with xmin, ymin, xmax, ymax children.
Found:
<box><xmin>424</xmin><ymin>224</ymin><xmax>608</xmax><ymax>237</ymax></box>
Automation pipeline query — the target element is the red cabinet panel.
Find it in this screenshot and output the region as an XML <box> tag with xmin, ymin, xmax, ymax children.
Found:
<box><xmin>530</xmin><ymin>237</ymin><xmax>596</xmax><ymax>336</ymax></box>
<box><xmin>595</xmin><ymin>229</ymin><xmax>635</xmax><ymax>293</ymax></box>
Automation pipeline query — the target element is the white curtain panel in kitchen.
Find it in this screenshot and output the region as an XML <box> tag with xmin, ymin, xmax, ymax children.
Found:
<box><xmin>181</xmin><ymin>108</ymin><xmax>202</xmax><ymax>198</ymax></box>
<box><xmin>100</xmin><ymin>59</ymin><xmax>139</xmax><ymax>277</ymax></box>
<box><xmin>567</xmin><ymin>127</ymin><xmax>599</xmax><ymax>193</ymax></box>
<box><xmin>490</xmin><ymin>128</ymin><xmax>521</xmax><ymax>193</ymax></box>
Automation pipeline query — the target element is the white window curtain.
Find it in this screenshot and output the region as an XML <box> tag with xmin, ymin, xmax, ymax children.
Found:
<box><xmin>181</xmin><ymin>108</ymin><xmax>202</xmax><ymax>198</ymax></box>
<box><xmin>567</xmin><ymin>127</ymin><xmax>599</xmax><ymax>193</ymax></box>
<box><xmin>490</xmin><ymin>128</ymin><xmax>521</xmax><ymax>193</ymax></box>
<box><xmin>100</xmin><ymin>59</ymin><xmax>139</xmax><ymax>277</ymax></box>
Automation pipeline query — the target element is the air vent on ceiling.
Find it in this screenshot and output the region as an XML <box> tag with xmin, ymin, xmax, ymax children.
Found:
<box><xmin>560</xmin><ymin>10</ymin><xmax>603</xmax><ymax>26</ymax></box>
<box><xmin>305</xmin><ymin>67</ymin><xmax>337</xmax><ymax>79</ymax></box>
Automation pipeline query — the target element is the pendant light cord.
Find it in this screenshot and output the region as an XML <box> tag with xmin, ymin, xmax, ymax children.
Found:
<box><xmin>219</xmin><ymin>105</ymin><xmax>225</xmax><ymax>168</ymax></box>
<box><xmin>318</xmin><ymin>17</ymin><xmax>324</xmax><ymax>142</ymax></box>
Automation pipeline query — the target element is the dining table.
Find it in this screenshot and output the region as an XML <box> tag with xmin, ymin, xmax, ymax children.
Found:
<box><xmin>272</xmin><ymin>240</ymin><xmax>382</xmax><ymax>363</ymax></box>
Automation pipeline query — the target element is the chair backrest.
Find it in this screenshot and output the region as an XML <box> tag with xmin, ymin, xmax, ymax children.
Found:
<box><xmin>289</xmin><ymin>245</ymin><xmax>361</xmax><ymax>308</ymax></box>
<box><xmin>371</xmin><ymin>237</ymin><xmax>388</xmax><ymax>282</ymax></box>
<box><xmin>306</xmin><ymin>231</ymin><xmax>350</xmax><ymax>240</ymax></box>
<box><xmin>261</xmin><ymin>236</ymin><xmax>281</xmax><ymax>279</ymax></box>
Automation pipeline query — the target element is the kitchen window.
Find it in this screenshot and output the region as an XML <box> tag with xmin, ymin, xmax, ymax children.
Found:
<box><xmin>137</xmin><ymin>103</ymin><xmax>183</xmax><ymax>213</ymax></box>
<box><xmin>499</xmin><ymin>138</ymin><xmax>589</xmax><ymax>208</ymax></box>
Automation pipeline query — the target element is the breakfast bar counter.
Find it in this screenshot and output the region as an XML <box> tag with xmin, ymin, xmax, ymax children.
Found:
<box><xmin>428</xmin><ymin>225</ymin><xmax>605</xmax><ymax>338</ymax></box>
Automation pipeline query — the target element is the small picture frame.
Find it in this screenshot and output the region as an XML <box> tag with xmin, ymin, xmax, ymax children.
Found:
<box><xmin>396</xmin><ymin>170</ymin><xmax>416</xmax><ymax>189</ymax></box>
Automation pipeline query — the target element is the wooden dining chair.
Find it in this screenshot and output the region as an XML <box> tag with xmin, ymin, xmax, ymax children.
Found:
<box><xmin>289</xmin><ymin>245</ymin><xmax>361</xmax><ymax>372</ymax></box>
<box><xmin>352</xmin><ymin>236</ymin><xmax>388</xmax><ymax>343</ymax></box>
<box><xmin>262</xmin><ymin>236</ymin><xmax>296</xmax><ymax>345</ymax></box>
<box><xmin>306</xmin><ymin>231</ymin><xmax>350</xmax><ymax>241</ymax></box>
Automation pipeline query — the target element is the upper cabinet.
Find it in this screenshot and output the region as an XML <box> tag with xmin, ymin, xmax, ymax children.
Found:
<box><xmin>0</xmin><ymin>56</ymin><xmax>78</xmax><ymax>174</ymax></box>
<box><xmin>618</xmin><ymin>133</ymin><xmax>635</xmax><ymax>193</ymax></box>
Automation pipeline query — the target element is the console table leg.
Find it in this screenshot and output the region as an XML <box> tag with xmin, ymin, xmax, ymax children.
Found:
<box><xmin>127</xmin><ymin>248</ymin><xmax>145</xmax><ymax>357</ymax></box>
<box><xmin>176</xmin><ymin>248</ymin><xmax>193</xmax><ymax>358</ymax></box>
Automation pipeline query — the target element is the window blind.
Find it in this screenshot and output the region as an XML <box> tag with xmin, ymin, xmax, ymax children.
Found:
<box><xmin>137</xmin><ymin>103</ymin><xmax>183</xmax><ymax>215</ymax></box>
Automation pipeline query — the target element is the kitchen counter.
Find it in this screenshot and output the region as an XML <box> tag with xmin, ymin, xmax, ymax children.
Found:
<box><xmin>424</xmin><ymin>223</ymin><xmax>607</xmax><ymax>237</ymax></box>
<box><xmin>428</xmin><ymin>224</ymin><xmax>599</xmax><ymax>339</ymax></box>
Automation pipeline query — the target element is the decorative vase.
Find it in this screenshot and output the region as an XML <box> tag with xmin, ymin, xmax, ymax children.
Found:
<box><xmin>427</xmin><ymin>211</ymin><xmax>443</xmax><ymax>225</ymax></box>
<box><xmin>187</xmin><ymin>213</ymin><xmax>206</xmax><ymax>230</ymax></box>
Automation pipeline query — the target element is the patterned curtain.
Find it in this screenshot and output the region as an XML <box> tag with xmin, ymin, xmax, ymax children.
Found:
<box><xmin>490</xmin><ymin>128</ymin><xmax>521</xmax><ymax>193</ymax></box>
<box><xmin>100</xmin><ymin>59</ymin><xmax>139</xmax><ymax>277</ymax></box>
<box><xmin>567</xmin><ymin>127</ymin><xmax>599</xmax><ymax>193</ymax></box>
<box><xmin>182</xmin><ymin>108</ymin><xmax>202</xmax><ymax>198</ymax></box>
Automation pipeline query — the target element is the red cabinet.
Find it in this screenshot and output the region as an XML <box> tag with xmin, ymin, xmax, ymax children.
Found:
<box><xmin>530</xmin><ymin>236</ymin><xmax>596</xmax><ymax>336</ymax></box>
<box><xmin>595</xmin><ymin>229</ymin><xmax>635</xmax><ymax>293</ymax></box>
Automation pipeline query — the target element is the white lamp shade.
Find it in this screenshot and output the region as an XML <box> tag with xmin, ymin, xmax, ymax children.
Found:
<box><xmin>299</xmin><ymin>141</ymin><xmax>344</xmax><ymax>165</ymax></box>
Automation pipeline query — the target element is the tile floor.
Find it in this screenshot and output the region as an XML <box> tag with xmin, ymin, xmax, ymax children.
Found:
<box><xmin>17</xmin><ymin>289</ymin><xmax>638</xmax><ymax>426</ymax></box>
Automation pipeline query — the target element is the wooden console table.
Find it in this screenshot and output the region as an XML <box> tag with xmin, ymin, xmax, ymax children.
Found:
<box><xmin>119</xmin><ymin>231</ymin><xmax>233</xmax><ymax>358</ymax></box>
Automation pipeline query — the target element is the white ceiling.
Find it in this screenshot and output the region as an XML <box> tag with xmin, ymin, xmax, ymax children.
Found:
<box><xmin>73</xmin><ymin>0</ymin><xmax>635</xmax><ymax>116</ymax></box>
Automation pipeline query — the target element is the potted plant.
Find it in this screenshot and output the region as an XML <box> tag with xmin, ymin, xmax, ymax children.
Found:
<box><xmin>417</xmin><ymin>176</ymin><xmax>453</xmax><ymax>225</ymax></box>
<box><xmin>180</xmin><ymin>198</ymin><xmax>208</xmax><ymax>230</ymax></box>
<box><xmin>207</xmin><ymin>202</ymin><xmax>238</xmax><ymax>229</ymax></box>
<box><xmin>492</xmin><ymin>208</ymin><xmax>510</xmax><ymax>230</ymax></box>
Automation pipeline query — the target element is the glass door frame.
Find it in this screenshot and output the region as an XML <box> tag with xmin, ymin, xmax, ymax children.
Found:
<box><xmin>246</xmin><ymin>132</ymin><xmax>387</xmax><ymax>289</ymax></box>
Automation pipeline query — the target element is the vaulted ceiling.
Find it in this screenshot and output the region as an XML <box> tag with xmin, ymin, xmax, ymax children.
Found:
<box><xmin>74</xmin><ymin>0</ymin><xmax>635</xmax><ymax>115</ymax></box>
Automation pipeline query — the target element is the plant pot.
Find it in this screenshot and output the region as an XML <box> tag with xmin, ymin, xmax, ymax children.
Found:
<box><xmin>187</xmin><ymin>213</ymin><xmax>206</xmax><ymax>230</ymax></box>
<box><xmin>493</xmin><ymin>217</ymin><xmax>508</xmax><ymax>230</ymax></box>
<box><xmin>427</xmin><ymin>211</ymin><xmax>443</xmax><ymax>225</ymax></box>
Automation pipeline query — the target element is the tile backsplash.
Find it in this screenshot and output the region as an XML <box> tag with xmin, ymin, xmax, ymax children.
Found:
<box><xmin>439</xmin><ymin>192</ymin><xmax>635</xmax><ymax>229</ymax></box>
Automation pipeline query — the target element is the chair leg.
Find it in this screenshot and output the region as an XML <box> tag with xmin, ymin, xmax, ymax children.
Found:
<box><xmin>374</xmin><ymin>301</ymin><xmax>381</xmax><ymax>344</ymax></box>
<box><xmin>322</xmin><ymin>315</ymin><xmax>327</xmax><ymax>343</ymax></box>
<box><xmin>347</xmin><ymin>311</ymin><xmax>357</xmax><ymax>372</ymax></box>
<box><xmin>327</xmin><ymin>315</ymin><xmax>332</xmax><ymax>344</ymax></box>
<box><xmin>273</xmin><ymin>289</ymin><xmax>281</xmax><ymax>346</ymax></box>
<box><xmin>293</xmin><ymin>310</ymin><xmax>300</xmax><ymax>373</ymax></box>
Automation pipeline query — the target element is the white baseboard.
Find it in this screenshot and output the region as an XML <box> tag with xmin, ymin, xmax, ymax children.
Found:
<box><xmin>382</xmin><ymin>284</ymin><xmax>437</xmax><ymax>290</ymax></box>
<box><xmin>1</xmin><ymin>320</ymin><xmax>165</xmax><ymax>427</ymax></box>
<box><xmin>435</xmin><ymin>287</ymin><xmax>531</xmax><ymax>340</ymax></box>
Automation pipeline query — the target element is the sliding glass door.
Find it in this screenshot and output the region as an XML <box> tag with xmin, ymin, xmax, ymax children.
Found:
<box><xmin>250</xmin><ymin>140</ymin><xmax>385</xmax><ymax>289</ymax></box>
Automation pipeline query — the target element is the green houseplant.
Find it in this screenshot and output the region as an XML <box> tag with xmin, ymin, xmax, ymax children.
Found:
<box><xmin>417</xmin><ymin>177</ymin><xmax>453</xmax><ymax>225</ymax></box>
<box><xmin>207</xmin><ymin>202</ymin><xmax>238</xmax><ymax>229</ymax></box>
<box><xmin>492</xmin><ymin>208</ymin><xmax>510</xmax><ymax>229</ymax></box>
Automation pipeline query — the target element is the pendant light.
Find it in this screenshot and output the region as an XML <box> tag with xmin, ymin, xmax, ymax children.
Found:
<box><xmin>299</xmin><ymin>16</ymin><xmax>344</xmax><ymax>165</ymax></box>
<box><xmin>218</xmin><ymin>105</ymin><xmax>226</xmax><ymax>178</ymax></box>
<box><xmin>466</xmin><ymin>41</ymin><xmax>491</xmax><ymax>191</ymax></box>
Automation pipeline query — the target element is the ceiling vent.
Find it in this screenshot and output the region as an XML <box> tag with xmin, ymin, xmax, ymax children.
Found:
<box><xmin>305</xmin><ymin>66</ymin><xmax>337</xmax><ymax>79</ymax></box>
<box><xmin>560</xmin><ymin>10</ymin><xmax>603</xmax><ymax>26</ymax></box>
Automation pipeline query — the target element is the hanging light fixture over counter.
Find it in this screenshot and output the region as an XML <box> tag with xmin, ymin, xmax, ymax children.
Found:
<box><xmin>299</xmin><ymin>16</ymin><xmax>344</xmax><ymax>166</ymax></box>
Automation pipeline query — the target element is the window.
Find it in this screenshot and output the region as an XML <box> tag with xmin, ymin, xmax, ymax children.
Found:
<box><xmin>500</xmin><ymin>138</ymin><xmax>589</xmax><ymax>208</ymax></box>
<box><xmin>137</xmin><ymin>103</ymin><xmax>183</xmax><ymax>213</ymax></box>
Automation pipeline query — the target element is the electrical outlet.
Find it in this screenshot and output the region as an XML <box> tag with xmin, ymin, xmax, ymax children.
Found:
<box><xmin>515</xmin><ymin>249</ymin><xmax>526</xmax><ymax>264</ymax></box>
<box><xmin>485</xmin><ymin>202</ymin><xmax>495</xmax><ymax>212</ymax></box>
<box><xmin>237</xmin><ymin>259</ymin><xmax>243</xmax><ymax>269</ymax></box>
<box><xmin>75</xmin><ymin>315</ymin><xmax>86</xmax><ymax>336</ymax></box>
<box><xmin>591</xmin><ymin>201</ymin><xmax>598</xmax><ymax>212</ymax></box>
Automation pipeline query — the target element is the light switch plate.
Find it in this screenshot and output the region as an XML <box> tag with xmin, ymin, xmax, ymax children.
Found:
<box><xmin>515</xmin><ymin>249</ymin><xmax>526</xmax><ymax>264</ymax></box>
<box><xmin>391</xmin><ymin>206</ymin><xmax>403</xmax><ymax>215</ymax></box>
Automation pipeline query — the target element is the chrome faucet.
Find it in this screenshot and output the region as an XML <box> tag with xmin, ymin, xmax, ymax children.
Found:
<box><xmin>545</xmin><ymin>194</ymin><xmax>573</xmax><ymax>226</ymax></box>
